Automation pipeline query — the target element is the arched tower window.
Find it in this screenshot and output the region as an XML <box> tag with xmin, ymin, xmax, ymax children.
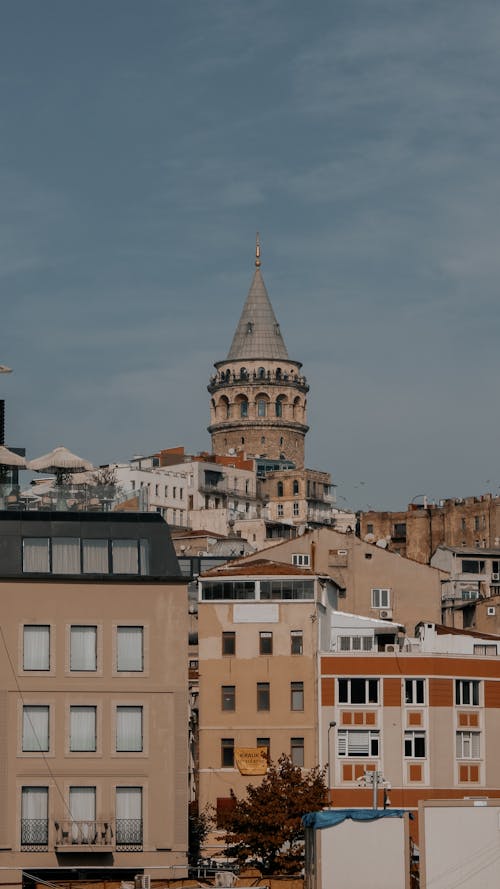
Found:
<box><xmin>276</xmin><ymin>395</ymin><xmax>287</xmax><ymax>417</ymax></box>
<box><xmin>276</xmin><ymin>367</ymin><xmax>282</xmax><ymax>379</ymax></box>
<box><xmin>293</xmin><ymin>480</ymin><xmax>299</xmax><ymax>495</ymax></box>
<box><xmin>257</xmin><ymin>399</ymin><xmax>267</xmax><ymax>417</ymax></box>
<box><xmin>277</xmin><ymin>481</ymin><xmax>284</xmax><ymax>497</ymax></box>
<box><xmin>240</xmin><ymin>399</ymin><xmax>248</xmax><ymax>418</ymax></box>
<box><xmin>218</xmin><ymin>396</ymin><xmax>230</xmax><ymax>419</ymax></box>
<box><xmin>258</xmin><ymin>367</ymin><xmax>266</xmax><ymax>379</ymax></box>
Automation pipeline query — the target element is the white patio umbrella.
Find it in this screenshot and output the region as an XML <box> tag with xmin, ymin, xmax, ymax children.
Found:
<box><xmin>28</xmin><ymin>446</ymin><xmax>94</xmax><ymax>487</ymax></box>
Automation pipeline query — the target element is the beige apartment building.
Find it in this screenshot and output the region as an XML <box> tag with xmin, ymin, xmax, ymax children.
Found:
<box><xmin>239</xmin><ymin>526</ymin><xmax>446</xmax><ymax>633</ymax></box>
<box><xmin>360</xmin><ymin>494</ymin><xmax>500</xmax><ymax>563</ymax></box>
<box><xmin>0</xmin><ymin>511</ymin><xmax>188</xmax><ymax>884</ymax></box>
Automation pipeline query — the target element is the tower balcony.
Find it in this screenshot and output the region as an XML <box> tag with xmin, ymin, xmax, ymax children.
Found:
<box><xmin>208</xmin><ymin>368</ymin><xmax>309</xmax><ymax>394</ymax></box>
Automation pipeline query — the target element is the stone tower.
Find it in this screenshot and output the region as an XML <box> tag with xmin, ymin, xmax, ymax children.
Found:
<box><xmin>208</xmin><ymin>237</ymin><xmax>309</xmax><ymax>468</ymax></box>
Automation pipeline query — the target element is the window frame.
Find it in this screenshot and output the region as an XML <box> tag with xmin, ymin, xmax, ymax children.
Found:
<box><xmin>23</xmin><ymin>625</ymin><xmax>51</xmax><ymax>672</ymax></box>
<box><xmin>221</xmin><ymin>685</ymin><xmax>236</xmax><ymax>712</ymax></box>
<box><xmin>291</xmin><ymin>681</ymin><xmax>304</xmax><ymax>711</ymax></box>
<box><xmin>257</xmin><ymin>681</ymin><xmax>270</xmax><ymax>712</ymax></box>
<box><xmin>371</xmin><ymin>588</ymin><xmax>391</xmax><ymax>609</ymax></box>
<box><xmin>405</xmin><ymin>678</ymin><xmax>425</xmax><ymax>705</ymax></box>
<box><xmin>404</xmin><ymin>730</ymin><xmax>426</xmax><ymax>758</ymax></box>
<box><xmin>222</xmin><ymin>631</ymin><xmax>236</xmax><ymax>656</ymax></box>
<box><xmin>456</xmin><ymin>730</ymin><xmax>481</xmax><ymax>760</ymax></box>
<box><xmin>338</xmin><ymin>729</ymin><xmax>380</xmax><ymax>758</ymax></box>
<box><xmin>259</xmin><ymin>631</ymin><xmax>273</xmax><ymax>655</ymax></box>
<box><xmin>69</xmin><ymin>705</ymin><xmax>97</xmax><ymax>753</ymax></box>
<box><xmin>70</xmin><ymin>625</ymin><xmax>98</xmax><ymax>673</ymax></box>
<box><xmin>115</xmin><ymin>705</ymin><xmax>144</xmax><ymax>753</ymax></box>
<box><xmin>338</xmin><ymin>678</ymin><xmax>379</xmax><ymax>705</ymax></box>
<box><xmin>116</xmin><ymin>625</ymin><xmax>144</xmax><ymax>673</ymax></box>
<box><xmin>290</xmin><ymin>736</ymin><xmax>304</xmax><ymax>767</ymax></box>
<box><xmin>221</xmin><ymin>737</ymin><xmax>235</xmax><ymax>768</ymax></box>
<box><xmin>22</xmin><ymin>705</ymin><xmax>50</xmax><ymax>753</ymax></box>
<box><xmin>291</xmin><ymin>630</ymin><xmax>303</xmax><ymax>655</ymax></box>
<box><xmin>455</xmin><ymin>679</ymin><xmax>480</xmax><ymax>707</ymax></box>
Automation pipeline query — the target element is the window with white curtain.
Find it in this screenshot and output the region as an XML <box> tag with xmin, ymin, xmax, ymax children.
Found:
<box><xmin>70</xmin><ymin>706</ymin><xmax>96</xmax><ymax>752</ymax></box>
<box><xmin>116</xmin><ymin>787</ymin><xmax>143</xmax><ymax>847</ymax></box>
<box><xmin>22</xmin><ymin>706</ymin><xmax>49</xmax><ymax>752</ymax></box>
<box><xmin>70</xmin><ymin>626</ymin><xmax>97</xmax><ymax>671</ymax></box>
<box><xmin>116</xmin><ymin>706</ymin><xmax>143</xmax><ymax>752</ymax></box>
<box><xmin>139</xmin><ymin>539</ymin><xmax>149</xmax><ymax>575</ymax></box>
<box><xmin>21</xmin><ymin>787</ymin><xmax>48</xmax><ymax>846</ymax></box>
<box><xmin>23</xmin><ymin>539</ymin><xmax>50</xmax><ymax>573</ymax></box>
<box><xmin>112</xmin><ymin>540</ymin><xmax>139</xmax><ymax>574</ymax></box>
<box><xmin>52</xmin><ymin>537</ymin><xmax>80</xmax><ymax>574</ymax></box>
<box><xmin>23</xmin><ymin>625</ymin><xmax>50</xmax><ymax>671</ymax></box>
<box><xmin>69</xmin><ymin>786</ymin><xmax>96</xmax><ymax>822</ymax></box>
<box><xmin>117</xmin><ymin>627</ymin><xmax>144</xmax><ymax>672</ymax></box>
<box><xmin>82</xmin><ymin>539</ymin><xmax>109</xmax><ymax>574</ymax></box>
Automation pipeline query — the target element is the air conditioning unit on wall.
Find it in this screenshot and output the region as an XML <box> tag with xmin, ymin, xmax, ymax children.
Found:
<box><xmin>492</xmin><ymin>573</ymin><xmax>499</xmax><ymax>581</ymax></box>
<box><xmin>385</xmin><ymin>643</ymin><xmax>398</xmax><ymax>652</ymax></box>
<box><xmin>380</xmin><ymin>609</ymin><xmax>393</xmax><ymax>620</ymax></box>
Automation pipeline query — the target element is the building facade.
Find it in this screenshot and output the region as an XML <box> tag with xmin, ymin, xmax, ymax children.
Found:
<box><xmin>0</xmin><ymin>511</ymin><xmax>188</xmax><ymax>883</ymax></box>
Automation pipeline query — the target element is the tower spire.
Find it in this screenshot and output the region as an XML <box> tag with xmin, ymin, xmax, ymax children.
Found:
<box><xmin>255</xmin><ymin>232</ymin><xmax>261</xmax><ymax>268</ymax></box>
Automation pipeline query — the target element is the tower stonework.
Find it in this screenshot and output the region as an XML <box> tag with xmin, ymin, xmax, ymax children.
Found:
<box><xmin>208</xmin><ymin>239</ymin><xmax>309</xmax><ymax>468</ymax></box>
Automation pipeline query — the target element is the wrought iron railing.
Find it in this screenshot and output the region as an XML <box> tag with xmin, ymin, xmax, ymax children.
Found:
<box><xmin>21</xmin><ymin>818</ymin><xmax>48</xmax><ymax>850</ymax></box>
<box><xmin>115</xmin><ymin>818</ymin><xmax>143</xmax><ymax>851</ymax></box>
<box><xmin>54</xmin><ymin>819</ymin><xmax>113</xmax><ymax>847</ymax></box>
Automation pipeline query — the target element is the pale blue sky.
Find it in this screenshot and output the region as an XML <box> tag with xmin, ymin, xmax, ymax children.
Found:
<box><xmin>1</xmin><ymin>0</ymin><xmax>500</xmax><ymax>510</ymax></box>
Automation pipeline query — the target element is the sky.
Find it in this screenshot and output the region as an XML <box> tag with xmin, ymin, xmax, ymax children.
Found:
<box><xmin>1</xmin><ymin>0</ymin><xmax>500</xmax><ymax>512</ymax></box>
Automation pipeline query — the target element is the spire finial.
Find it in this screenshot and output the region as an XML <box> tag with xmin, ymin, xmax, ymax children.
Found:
<box><xmin>255</xmin><ymin>232</ymin><xmax>261</xmax><ymax>268</ymax></box>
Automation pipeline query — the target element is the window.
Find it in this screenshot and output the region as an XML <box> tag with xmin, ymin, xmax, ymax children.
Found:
<box><xmin>462</xmin><ymin>560</ymin><xmax>485</xmax><ymax>574</ymax></box>
<box><xmin>455</xmin><ymin>680</ymin><xmax>480</xmax><ymax>706</ymax></box>
<box><xmin>257</xmin><ymin>682</ymin><xmax>270</xmax><ymax>711</ymax></box>
<box><xmin>259</xmin><ymin>631</ymin><xmax>273</xmax><ymax>655</ymax></box>
<box><xmin>257</xmin><ymin>737</ymin><xmax>270</xmax><ymax>759</ymax></box>
<box><xmin>371</xmin><ymin>588</ymin><xmax>390</xmax><ymax>608</ymax></box>
<box><xmin>257</xmin><ymin>399</ymin><xmax>267</xmax><ymax>417</ymax></box>
<box><xmin>23</xmin><ymin>706</ymin><xmax>49</xmax><ymax>752</ymax></box>
<box><xmin>261</xmin><ymin>579</ymin><xmax>315</xmax><ymax>600</ymax></box>
<box><xmin>116</xmin><ymin>787</ymin><xmax>143</xmax><ymax>849</ymax></box>
<box><xmin>474</xmin><ymin>644</ymin><xmax>497</xmax><ymax>656</ymax></box>
<box><xmin>52</xmin><ymin>538</ymin><xmax>80</xmax><ymax>573</ymax></box>
<box><xmin>221</xmin><ymin>685</ymin><xmax>235</xmax><ymax>711</ymax></box>
<box><xmin>338</xmin><ymin>730</ymin><xmax>379</xmax><ymax>757</ymax></box>
<box><xmin>23</xmin><ymin>538</ymin><xmax>50</xmax><ymax>573</ymax></box>
<box><xmin>292</xmin><ymin>554</ymin><xmax>310</xmax><ymax>567</ymax></box>
<box><xmin>277</xmin><ymin>504</ymin><xmax>284</xmax><ymax>517</ymax></box>
<box><xmin>366</xmin><ymin>523</ymin><xmax>374</xmax><ymax>535</ymax></box>
<box><xmin>291</xmin><ymin>630</ymin><xmax>303</xmax><ymax>655</ymax></box>
<box><xmin>21</xmin><ymin>787</ymin><xmax>48</xmax><ymax>848</ymax></box>
<box><xmin>393</xmin><ymin>523</ymin><xmax>406</xmax><ymax>538</ymax></box>
<box><xmin>405</xmin><ymin>679</ymin><xmax>425</xmax><ymax>705</ymax></box>
<box><xmin>456</xmin><ymin>731</ymin><xmax>480</xmax><ymax>759</ymax></box>
<box><xmin>221</xmin><ymin>738</ymin><xmax>234</xmax><ymax>767</ymax></box>
<box><xmin>293</xmin><ymin>502</ymin><xmax>299</xmax><ymax>516</ymax></box>
<box><xmin>338</xmin><ymin>636</ymin><xmax>373</xmax><ymax>652</ymax></box>
<box><xmin>277</xmin><ymin>481</ymin><xmax>284</xmax><ymax>497</ymax></box>
<box><xmin>69</xmin><ymin>786</ymin><xmax>96</xmax><ymax>828</ymax></box>
<box><xmin>117</xmin><ymin>626</ymin><xmax>143</xmax><ymax>672</ymax></box>
<box><xmin>338</xmin><ymin>678</ymin><xmax>379</xmax><ymax>705</ymax></box>
<box><xmin>291</xmin><ymin>737</ymin><xmax>304</xmax><ymax>767</ymax></box>
<box><xmin>293</xmin><ymin>480</ymin><xmax>299</xmax><ymax>495</ymax></box>
<box><xmin>222</xmin><ymin>631</ymin><xmax>236</xmax><ymax>656</ymax></box>
<box><xmin>116</xmin><ymin>706</ymin><xmax>143</xmax><ymax>752</ymax></box>
<box><xmin>112</xmin><ymin>540</ymin><xmax>139</xmax><ymax>574</ymax></box>
<box><xmin>70</xmin><ymin>706</ymin><xmax>96</xmax><ymax>752</ymax></box>
<box><xmin>70</xmin><ymin>626</ymin><xmax>97</xmax><ymax>671</ymax></box>
<box><xmin>275</xmin><ymin>398</ymin><xmax>283</xmax><ymax>417</ymax></box>
<box><xmin>202</xmin><ymin>580</ymin><xmax>255</xmax><ymax>600</ymax></box>
<box><xmin>291</xmin><ymin>681</ymin><xmax>304</xmax><ymax>711</ymax></box>
<box><xmin>240</xmin><ymin>400</ymin><xmax>248</xmax><ymax>418</ymax></box>
<box><xmin>23</xmin><ymin>625</ymin><xmax>50</xmax><ymax>671</ymax></box>
<box><xmin>82</xmin><ymin>539</ymin><xmax>109</xmax><ymax>574</ymax></box>
<box><xmin>404</xmin><ymin>731</ymin><xmax>426</xmax><ymax>758</ymax></box>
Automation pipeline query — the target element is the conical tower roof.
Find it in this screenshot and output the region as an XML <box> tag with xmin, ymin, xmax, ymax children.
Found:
<box><xmin>226</xmin><ymin>238</ymin><xmax>289</xmax><ymax>361</ymax></box>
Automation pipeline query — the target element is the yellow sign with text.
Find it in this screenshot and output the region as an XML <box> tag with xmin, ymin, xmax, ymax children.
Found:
<box><xmin>235</xmin><ymin>747</ymin><xmax>269</xmax><ymax>775</ymax></box>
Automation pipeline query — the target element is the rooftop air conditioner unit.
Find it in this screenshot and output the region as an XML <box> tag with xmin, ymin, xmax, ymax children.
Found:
<box><xmin>487</xmin><ymin>606</ymin><xmax>496</xmax><ymax>616</ymax></box>
<box><xmin>135</xmin><ymin>876</ymin><xmax>151</xmax><ymax>889</ymax></box>
<box><xmin>492</xmin><ymin>573</ymin><xmax>499</xmax><ymax>581</ymax></box>
<box><xmin>385</xmin><ymin>643</ymin><xmax>398</xmax><ymax>652</ymax></box>
<box><xmin>380</xmin><ymin>609</ymin><xmax>393</xmax><ymax>620</ymax></box>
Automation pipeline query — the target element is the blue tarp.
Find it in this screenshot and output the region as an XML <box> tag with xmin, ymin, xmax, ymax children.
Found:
<box><xmin>302</xmin><ymin>809</ymin><xmax>408</xmax><ymax>830</ymax></box>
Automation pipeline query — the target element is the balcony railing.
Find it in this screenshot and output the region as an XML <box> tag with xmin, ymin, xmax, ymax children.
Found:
<box><xmin>21</xmin><ymin>818</ymin><xmax>48</xmax><ymax>850</ymax></box>
<box><xmin>7</xmin><ymin>485</ymin><xmax>148</xmax><ymax>514</ymax></box>
<box><xmin>116</xmin><ymin>818</ymin><xmax>143</xmax><ymax>851</ymax></box>
<box><xmin>54</xmin><ymin>820</ymin><xmax>114</xmax><ymax>849</ymax></box>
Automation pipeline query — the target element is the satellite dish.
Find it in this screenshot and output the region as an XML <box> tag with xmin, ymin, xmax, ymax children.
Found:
<box><xmin>228</xmin><ymin>448</ymin><xmax>236</xmax><ymax>455</ymax></box>
<box><xmin>364</xmin><ymin>533</ymin><xmax>375</xmax><ymax>543</ymax></box>
<box><xmin>376</xmin><ymin>539</ymin><xmax>388</xmax><ymax>549</ymax></box>
<box><xmin>297</xmin><ymin>525</ymin><xmax>306</xmax><ymax>536</ymax></box>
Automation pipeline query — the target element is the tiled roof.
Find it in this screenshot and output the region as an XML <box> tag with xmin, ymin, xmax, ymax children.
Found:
<box><xmin>200</xmin><ymin>558</ymin><xmax>313</xmax><ymax>578</ymax></box>
<box><xmin>226</xmin><ymin>269</ymin><xmax>289</xmax><ymax>361</ymax></box>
